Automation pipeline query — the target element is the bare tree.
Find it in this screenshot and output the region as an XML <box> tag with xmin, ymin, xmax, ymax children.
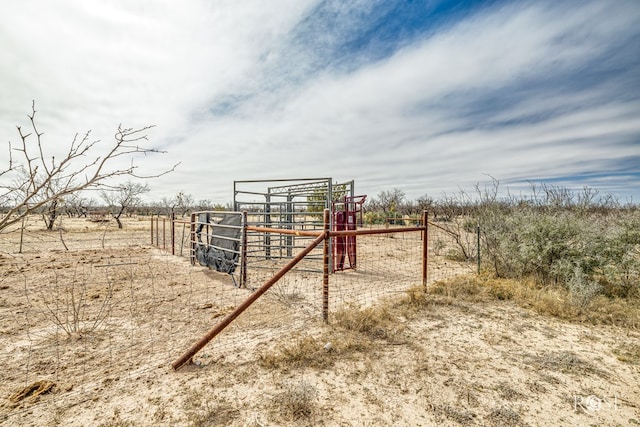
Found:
<box><xmin>367</xmin><ymin>188</ymin><xmax>406</xmax><ymax>223</ymax></box>
<box><xmin>0</xmin><ymin>102</ymin><xmax>178</xmax><ymax>232</ymax></box>
<box><xmin>100</xmin><ymin>181</ymin><xmax>150</xmax><ymax>229</ymax></box>
<box><xmin>161</xmin><ymin>191</ymin><xmax>194</xmax><ymax>217</ymax></box>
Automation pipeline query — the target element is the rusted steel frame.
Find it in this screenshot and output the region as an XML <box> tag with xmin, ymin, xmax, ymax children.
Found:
<box><xmin>322</xmin><ymin>209</ymin><xmax>330</xmax><ymax>323</ymax></box>
<box><xmin>172</xmin><ymin>231</ymin><xmax>327</xmax><ymax>371</ymax></box>
<box><xmin>247</xmin><ymin>226</ymin><xmax>322</xmax><ymax>237</ymax></box>
<box><xmin>422</xmin><ymin>210</ymin><xmax>428</xmax><ymax>288</ymax></box>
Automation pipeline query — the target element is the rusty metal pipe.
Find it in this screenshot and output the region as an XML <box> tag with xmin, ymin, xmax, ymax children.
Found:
<box><xmin>172</xmin><ymin>230</ymin><xmax>327</xmax><ymax>370</ymax></box>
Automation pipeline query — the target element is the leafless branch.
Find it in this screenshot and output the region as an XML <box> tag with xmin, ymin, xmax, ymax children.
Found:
<box><xmin>1</xmin><ymin>102</ymin><xmax>179</xmax><ymax>232</ymax></box>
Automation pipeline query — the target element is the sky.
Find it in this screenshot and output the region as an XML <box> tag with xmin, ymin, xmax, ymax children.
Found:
<box><xmin>1</xmin><ymin>0</ymin><xmax>639</xmax><ymax>205</ymax></box>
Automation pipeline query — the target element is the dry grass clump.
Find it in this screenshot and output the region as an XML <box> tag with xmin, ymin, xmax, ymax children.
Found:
<box><xmin>182</xmin><ymin>390</ymin><xmax>240</xmax><ymax>427</ymax></box>
<box><xmin>486</xmin><ymin>404</ymin><xmax>521</xmax><ymax>426</ymax></box>
<box><xmin>525</xmin><ymin>350</ymin><xmax>608</xmax><ymax>378</ymax></box>
<box><xmin>259</xmin><ymin>335</ymin><xmax>338</xmax><ymax>370</ymax></box>
<box><xmin>428</xmin><ymin>403</ymin><xmax>476</xmax><ymax>425</ymax></box>
<box><xmin>271</xmin><ymin>380</ymin><xmax>317</xmax><ymax>422</ymax></box>
<box><xmin>259</xmin><ymin>304</ymin><xmax>404</xmax><ymax>370</ymax></box>
<box><xmin>332</xmin><ymin>304</ymin><xmax>404</xmax><ymax>341</ymax></box>
<box><xmin>612</xmin><ymin>342</ymin><xmax>640</xmax><ymax>364</ymax></box>
<box><xmin>426</xmin><ymin>276</ymin><xmax>485</xmax><ymax>301</ymax></box>
<box><xmin>411</xmin><ymin>274</ymin><xmax>640</xmax><ymax>328</ymax></box>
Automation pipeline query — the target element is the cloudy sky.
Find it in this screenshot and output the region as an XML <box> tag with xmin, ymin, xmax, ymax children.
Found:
<box><xmin>2</xmin><ymin>0</ymin><xmax>639</xmax><ymax>205</ymax></box>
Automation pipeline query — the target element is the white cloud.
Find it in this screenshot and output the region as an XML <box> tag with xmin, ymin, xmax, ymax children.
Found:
<box><xmin>1</xmin><ymin>0</ymin><xmax>638</xmax><ymax>204</ymax></box>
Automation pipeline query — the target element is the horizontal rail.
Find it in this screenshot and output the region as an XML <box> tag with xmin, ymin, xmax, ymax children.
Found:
<box><xmin>330</xmin><ymin>226</ymin><xmax>424</xmax><ymax>237</ymax></box>
<box><xmin>247</xmin><ymin>226</ymin><xmax>323</xmax><ymax>237</ymax></box>
<box><xmin>246</xmin><ymin>225</ymin><xmax>425</xmax><ymax>237</ymax></box>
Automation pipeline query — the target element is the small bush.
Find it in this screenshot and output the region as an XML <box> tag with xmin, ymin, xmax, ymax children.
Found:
<box><xmin>259</xmin><ymin>335</ymin><xmax>336</xmax><ymax>370</ymax></box>
<box><xmin>477</xmin><ymin>197</ymin><xmax>640</xmax><ymax>300</ymax></box>
<box><xmin>272</xmin><ymin>380</ymin><xmax>317</xmax><ymax>421</ymax></box>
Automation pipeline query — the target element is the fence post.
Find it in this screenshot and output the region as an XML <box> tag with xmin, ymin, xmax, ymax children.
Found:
<box><xmin>171</xmin><ymin>212</ymin><xmax>176</xmax><ymax>256</ymax></box>
<box><xmin>190</xmin><ymin>212</ymin><xmax>196</xmax><ymax>266</ymax></box>
<box><xmin>477</xmin><ymin>223</ymin><xmax>481</xmax><ymax>274</ymax></box>
<box><xmin>422</xmin><ymin>210</ymin><xmax>428</xmax><ymax>288</ymax></box>
<box><xmin>162</xmin><ymin>217</ymin><xmax>166</xmax><ymax>250</ymax></box>
<box><xmin>150</xmin><ymin>214</ymin><xmax>154</xmax><ymax>246</ymax></box>
<box><xmin>323</xmin><ymin>208</ymin><xmax>330</xmax><ymax>323</ymax></box>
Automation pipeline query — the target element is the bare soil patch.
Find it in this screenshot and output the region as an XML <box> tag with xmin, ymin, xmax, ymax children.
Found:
<box><xmin>0</xmin><ymin>218</ymin><xmax>638</xmax><ymax>426</ymax></box>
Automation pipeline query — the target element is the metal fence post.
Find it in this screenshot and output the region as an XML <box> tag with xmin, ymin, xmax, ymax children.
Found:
<box><xmin>171</xmin><ymin>212</ymin><xmax>176</xmax><ymax>256</ymax></box>
<box><xmin>477</xmin><ymin>223</ymin><xmax>481</xmax><ymax>274</ymax></box>
<box><xmin>422</xmin><ymin>210</ymin><xmax>428</xmax><ymax>288</ymax></box>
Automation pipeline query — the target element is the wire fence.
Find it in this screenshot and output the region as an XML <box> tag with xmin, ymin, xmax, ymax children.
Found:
<box><xmin>0</xmin><ymin>214</ymin><xmax>475</xmax><ymax>423</ymax></box>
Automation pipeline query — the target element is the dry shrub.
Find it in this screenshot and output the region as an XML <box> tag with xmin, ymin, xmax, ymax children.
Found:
<box><xmin>259</xmin><ymin>335</ymin><xmax>335</xmax><ymax>370</ymax></box>
<box><xmin>415</xmin><ymin>274</ymin><xmax>640</xmax><ymax>329</ymax></box>
<box><xmin>333</xmin><ymin>304</ymin><xmax>403</xmax><ymax>341</ymax></box>
<box><xmin>183</xmin><ymin>390</ymin><xmax>239</xmax><ymax>427</ymax></box>
<box><xmin>487</xmin><ymin>405</ymin><xmax>521</xmax><ymax>426</ymax></box>
<box><xmin>524</xmin><ymin>287</ymin><xmax>581</xmax><ymax>319</ymax></box>
<box><xmin>260</xmin><ymin>304</ymin><xmax>405</xmax><ymax>371</ymax></box>
<box><xmin>426</xmin><ymin>275</ymin><xmax>485</xmax><ymax>300</ymax></box>
<box><xmin>613</xmin><ymin>342</ymin><xmax>640</xmax><ymax>364</ymax></box>
<box><xmin>271</xmin><ymin>380</ymin><xmax>317</xmax><ymax>421</ymax></box>
<box><xmin>585</xmin><ymin>295</ymin><xmax>640</xmax><ymax>328</ymax></box>
<box><xmin>429</xmin><ymin>403</ymin><xmax>476</xmax><ymax>425</ymax></box>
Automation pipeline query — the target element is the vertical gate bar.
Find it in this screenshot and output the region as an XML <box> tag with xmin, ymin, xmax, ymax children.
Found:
<box><xmin>241</xmin><ymin>211</ymin><xmax>248</xmax><ymax>288</ymax></box>
<box><xmin>323</xmin><ymin>208</ymin><xmax>330</xmax><ymax>323</ymax></box>
<box><xmin>422</xmin><ymin>210</ymin><xmax>428</xmax><ymax>288</ymax></box>
<box><xmin>190</xmin><ymin>212</ymin><xmax>196</xmax><ymax>266</ymax></box>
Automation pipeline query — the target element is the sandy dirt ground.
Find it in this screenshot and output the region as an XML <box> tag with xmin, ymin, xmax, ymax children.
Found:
<box><xmin>0</xmin><ymin>217</ymin><xmax>638</xmax><ymax>426</ymax></box>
